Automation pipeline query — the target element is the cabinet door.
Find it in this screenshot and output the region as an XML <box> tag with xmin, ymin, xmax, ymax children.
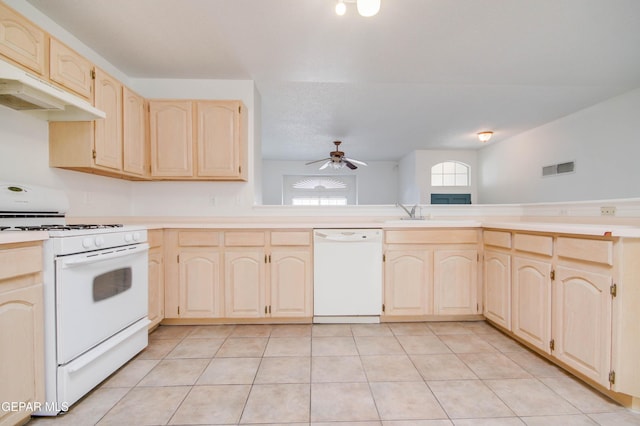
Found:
<box><xmin>553</xmin><ymin>266</ymin><xmax>612</xmax><ymax>387</ymax></box>
<box><xmin>123</xmin><ymin>87</ymin><xmax>148</xmax><ymax>177</ymax></box>
<box><xmin>512</xmin><ymin>256</ymin><xmax>552</xmax><ymax>353</ymax></box>
<box><xmin>225</xmin><ymin>250</ymin><xmax>266</xmax><ymax>318</ymax></box>
<box><xmin>0</xmin><ymin>283</ymin><xmax>44</xmax><ymax>425</ymax></box>
<box><xmin>93</xmin><ymin>68</ymin><xmax>123</xmax><ymax>171</ymax></box>
<box><xmin>269</xmin><ymin>249</ymin><xmax>312</xmax><ymax>317</ymax></box>
<box><xmin>179</xmin><ymin>250</ymin><xmax>222</xmax><ymax>318</ymax></box>
<box><xmin>484</xmin><ymin>250</ymin><xmax>511</xmax><ymax>329</ymax></box>
<box><xmin>383</xmin><ymin>249</ymin><xmax>432</xmax><ymax>316</ymax></box>
<box><xmin>196</xmin><ymin>101</ymin><xmax>243</xmax><ymax>178</ymax></box>
<box><xmin>149</xmin><ymin>101</ymin><xmax>193</xmax><ymax>177</ymax></box>
<box><xmin>49</xmin><ymin>38</ymin><xmax>93</xmax><ymax>99</ymax></box>
<box><xmin>434</xmin><ymin>249</ymin><xmax>478</xmax><ymax>315</ymax></box>
<box><xmin>0</xmin><ymin>2</ymin><xmax>46</xmax><ymax>75</ymax></box>
<box><xmin>148</xmin><ymin>249</ymin><xmax>164</xmax><ymax>328</ymax></box>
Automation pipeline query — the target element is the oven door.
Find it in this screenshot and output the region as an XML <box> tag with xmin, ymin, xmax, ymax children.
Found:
<box><xmin>55</xmin><ymin>243</ymin><xmax>149</xmax><ymax>365</ymax></box>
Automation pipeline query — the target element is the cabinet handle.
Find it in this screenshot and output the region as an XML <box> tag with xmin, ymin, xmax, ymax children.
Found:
<box><xmin>268</xmin><ymin>254</ymin><xmax>271</xmax><ymax>263</ymax></box>
<box><xmin>264</xmin><ymin>306</ymin><xmax>268</xmax><ymax>314</ymax></box>
<box><xmin>268</xmin><ymin>305</ymin><xmax>271</xmax><ymax>314</ymax></box>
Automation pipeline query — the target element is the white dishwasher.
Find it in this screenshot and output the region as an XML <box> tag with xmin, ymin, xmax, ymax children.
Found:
<box><xmin>313</xmin><ymin>228</ymin><xmax>383</xmax><ymax>323</ymax></box>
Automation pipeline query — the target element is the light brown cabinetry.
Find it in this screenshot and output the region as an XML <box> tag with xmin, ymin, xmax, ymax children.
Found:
<box><xmin>0</xmin><ymin>2</ymin><xmax>47</xmax><ymax>75</ymax></box>
<box><xmin>122</xmin><ymin>87</ymin><xmax>148</xmax><ymax>177</ymax></box>
<box><xmin>482</xmin><ymin>229</ymin><xmax>640</xmax><ymax>408</ymax></box>
<box><xmin>483</xmin><ymin>230</ymin><xmax>512</xmax><ymax>330</ymax></box>
<box><xmin>49</xmin><ymin>37</ymin><xmax>93</xmax><ymax>100</ymax></box>
<box><xmin>149</xmin><ymin>100</ymin><xmax>193</xmax><ymax>177</ymax></box>
<box><xmin>224</xmin><ymin>231</ymin><xmax>312</xmax><ymax>319</ymax></box>
<box><xmin>164</xmin><ymin>230</ymin><xmax>223</xmax><ymax>319</ymax></box>
<box><xmin>0</xmin><ymin>242</ymin><xmax>44</xmax><ymax>426</ymax></box>
<box><xmin>147</xmin><ymin>230</ymin><xmax>164</xmax><ymax>329</ymax></box>
<box><xmin>149</xmin><ymin>100</ymin><xmax>247</xmax><ymax>181</ymax></box>
<box><xmin>163</xmin><ymin>229</ymin><xmax>311</xmax><ymax>322</ymax></box>
<box><xmin>49</xmin><ymin>70</ymin><xmax>149</xmax><ymax>180</ymax></box>
<box><xmin>383</xmin><ymin>229</ymin><xmax>480</xmax><ymax>320</ymax></box>
<box><xmin>269</xmin><ymin>232</ymin><xmax>313</xmax><ymax>317</ymax></box>
<box><xmin>553</xmin><ymin>265</ymin><xmax>612</xmax><ymax>387</ymax></box>
<box><xmin>93</xmin><ymin>68</ymin><xmax>123</xmax><ymax>170</ymax></box>
<box><xmin>383</xmin><ymin>248</ymin><xmax>432</xmax><ymax>316</ymax></box>
<box><xmin>434</xmin><ymin>249</ymin><xmax>478</xmax><ymax>315</ymax></box>
<box><xmin>511</xmin><ymin>255</ymin><xmax>552</xmax><ymax>353</ymax></box>
<box><xmin>483</xmin><ymin>250</ymin><xmax>511</xmax><ymax>329</ymax></box>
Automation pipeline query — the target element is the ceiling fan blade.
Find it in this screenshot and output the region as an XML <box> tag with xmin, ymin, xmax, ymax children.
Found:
<box><xmin>305</xmin><ymin>158</ymin><xmax>331</xmax><ymax>165</ymax></box>
<box><xmin>344</xmin><ymin>157</ymin><xmax>368</xmax><ymax>166</ymax></box>
<box><xmin>343</xmin><ymin>160</ymin><xmax>358</xmax><ymax>170</ymax></box>
<box><xmin>318</xmin><ymin>160</ymin><xmax>331</xmax><ymax>170</ymax></box>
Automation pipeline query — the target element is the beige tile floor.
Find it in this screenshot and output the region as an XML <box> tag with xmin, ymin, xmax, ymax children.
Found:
<box><xmin>28</xmin><ymin>321</ymin><xmax>640</xmax><ymax>425</ymax></box>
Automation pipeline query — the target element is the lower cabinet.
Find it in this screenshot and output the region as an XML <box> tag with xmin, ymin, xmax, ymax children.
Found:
<box><xmin>0</xmin><ymin>243</ymin><xmax>44</xmax><ymax>426</ymax></box>
<box><xmin>164</xmin><ymin>229</ymin><xmax>312</xmax><ymax>321</ymax></box>
<box><xmin>553</xmin><ymin>265</ymin><xmax>612</xmax><ymax>387</ymax></box>
<box><xmin>383</xmin><ymin>249</ymin><xmax>432</xmax><ymax>316</ymax></box>
<box><xmin>511</xmin><ymin>256</ymin><xmax>552</xmax><ymax>353</ymax></box>
<box><xmin>434</xmin><ymin>249</ymin><xmax>478</xmax><ymax>315</ymax></box>
<box><xmin>383</xmin><ymin>229</ymin><xmax>480</xmax><ymax>319</ymax></box>
<box><xmin>180</xmin><ymin>250</ymin><xmax>223</xmax><ymax>318</ymax></box>
<box><xmin>147</xmin><ymin>230</ymin><xmax>164</xmax><ymax>328</ymax></box>
<box><xmin>269</xmin><ymin>248</ymin><xmax>312</xmax><ymax>317</ymax></box>
<box><xmin>483</xmin><ymin>250</ymin><xmax>511</xmax><ymax>330</ymax></box>
<box><xmin>224</xmin><ymin>249</ymin><xmax>265</xmax><ymax>318</ymax></box>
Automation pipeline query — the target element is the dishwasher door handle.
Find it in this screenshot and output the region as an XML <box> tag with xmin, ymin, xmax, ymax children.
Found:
<box><xmin>315</xmin><ymin>231</ymin><xmax>369</xmax><ymax>242</ymax></box>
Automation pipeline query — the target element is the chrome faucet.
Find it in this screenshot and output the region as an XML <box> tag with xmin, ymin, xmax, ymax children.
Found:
<box><xmin>396</xmin><ymin>203</ymin><xmax>424</xmax><ymax>220</ymax></box>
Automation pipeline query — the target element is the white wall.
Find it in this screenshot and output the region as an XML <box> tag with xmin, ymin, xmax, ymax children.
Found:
<box><xmin>0</xmin><ymin>107</ymin><xmax>133</xmax><ymax>216</ymax></box>
<box><xmin>478</xmin><ymin>88</ymin><xmax>640</xmax><ymax>204</ymax></box>
<box><xmin>398</xmin><ymin>150</ymin><xmax>478</xmax><ymax>204</ymax></box>
<box><xmin>262</xmin><ymin>160</ymin><xmax>399</xmax><ymax>205</ymax></box>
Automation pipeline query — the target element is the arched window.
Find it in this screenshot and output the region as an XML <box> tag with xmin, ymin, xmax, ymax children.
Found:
<box><xmin>282</xmin><ymin>175</ymin><xmax>357</xmax><ymax>205</ymax></box>
<box><xmin>431</xmin><ymin>161</ymin><xmax>470</xmax><ymax>187</ymax></box>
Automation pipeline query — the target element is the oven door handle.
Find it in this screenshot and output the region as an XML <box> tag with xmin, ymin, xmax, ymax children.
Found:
<box><xmin>60</xmin><ymin>243</ymin><xmax>149</xmax><ymax>267</ymax></box>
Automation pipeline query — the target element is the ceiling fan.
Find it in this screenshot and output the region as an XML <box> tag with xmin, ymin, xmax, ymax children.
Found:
<box><xmin>305</xmin><ymin>141</ymin><xmax>368</xmax><ymax>170</ymax></box>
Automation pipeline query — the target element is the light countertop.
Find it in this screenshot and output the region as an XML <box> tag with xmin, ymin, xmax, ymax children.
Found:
<box><xmin>0</xmin><ymin>231</ymin><xmax>49</xmax><ymax>245</ymax></box>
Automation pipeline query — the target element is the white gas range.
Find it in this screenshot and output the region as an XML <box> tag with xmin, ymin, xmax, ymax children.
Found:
<box><xmin>0</xmin><ymin>183</ymin><xmax>149</xmax><ymax>416</ymax></box>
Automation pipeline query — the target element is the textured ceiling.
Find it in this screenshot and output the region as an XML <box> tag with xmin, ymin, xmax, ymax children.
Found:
<box><xmin>26</xmin><ymin>0</ymin><xmax>640</xmax><ymax>161</ymax></box>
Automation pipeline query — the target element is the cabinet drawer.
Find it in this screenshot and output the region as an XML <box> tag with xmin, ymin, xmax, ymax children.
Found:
<box><xmin>557</xmin><ymin>237</ymin><xmax>613</xmax><ymax>266</ymax></box>
<box><xmin>178</xmin><ymin>231</ymin><xmax>220</xmax><ymax>246</ymax></box>
<box><xmin>225</xmin><ymin>231</ymin><xmax>265</xmax><ymax>247</ymax></box>
<box><xmin>147</xmin><ymin>230</ymin><xmax>163</xmax><ymax>248</ymax></box>
<box><xmin>385</xmin><ymin>229</ymin><xmax>478</xmax><ymax>244</ymax></box>
<box><xmin>0</xmin><ymin>245</ymin><xmax>42</xmax><ymax>281</ymax></box>
<box><xmin>484</xmin><ymin>230</ymin><xmax>511</xmax><ymax>248</ymax></box>
<box><xmin>513</xmin><ymin>233</ymin><xmax>553</xmax><ymax>256</ymax></box>
<box><xmin>271</xmin><ymin>231</ymin><xmax>311</xmax><ymax>246</ymax></box>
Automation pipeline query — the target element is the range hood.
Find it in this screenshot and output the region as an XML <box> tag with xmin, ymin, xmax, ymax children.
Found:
<box><xmin>0</xmin><ymin>59</ymin><xmax>105</xmax><ymax>121</ymax></box>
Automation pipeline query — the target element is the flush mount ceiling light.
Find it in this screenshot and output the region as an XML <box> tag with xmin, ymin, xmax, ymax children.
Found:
<box><xmin>335</xmin><ymin>0</ymin><xmax>381</xmax><ymax>17</ymax></box>
<box><xmin>477</xmin><ymin>131</ymin><xmax>493</xmax><ymax>143</ymax></box>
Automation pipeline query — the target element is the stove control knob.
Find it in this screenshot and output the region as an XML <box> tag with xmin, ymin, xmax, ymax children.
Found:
<box><xmin>95</xmin><ymin>236</ymin><xmax>105</xmax><ymax>247</ymax></box>
<box><xmin>82</xmin><ymin>237</ymin><xmax>94</xmax><ymax>248</ymax></box>
<box><xmin>124</xmin><ymin>234</ymin><xmax>133</xmax><ymax>242</ymax></box>
<box><xmin>133</xmin><ymin>232</ymin><xmax>141</xmax><ymax>241</ymax></box>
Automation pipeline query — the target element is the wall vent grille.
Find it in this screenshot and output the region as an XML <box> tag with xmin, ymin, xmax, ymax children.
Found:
<box><xmin>542</xmin><ymin>161</ymin><xmax>575</xmax><ymax>177</ymax></box>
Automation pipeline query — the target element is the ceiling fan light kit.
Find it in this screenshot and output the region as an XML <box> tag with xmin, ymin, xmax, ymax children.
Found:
<box><xmin>335</xmin><ymin>0</ymin><xmax>380</xmax><ymax>17</ymax></box>
<box><xmin>305</xmin><ymin>140</ymin><xmax>368</xmax><ymax>170</ymax></box>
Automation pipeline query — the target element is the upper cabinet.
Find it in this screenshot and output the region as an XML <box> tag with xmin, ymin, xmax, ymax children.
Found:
<box><xmin>49</xmin><ymin>38</ymin><xmax>93</xmax><ymax>100</ymax></box>
<box><xmin>50</xmin><ymin>68</ymin><xmax>150</xmax><ymax>180</ymax></box>
<box><xmin>149</xmin><ymin>100</ymin><xmax>193</xmax><ymax>177</ymax></box>
<box><xmin>0</xmin><ymin>2</ymin><xmax>47</xmax><ymax>75</ymax></box>
<box><xmin>196</xmin><ymin>101</ymin><xmax>247</xmax><ymax>179</ymax></box>
<box><xmin>122</xmin><ymin>87</ymin><xmax>148</xmax><ymax>177</ymax></box>
<box><xmin>93</xmin><ymin>68</ymin><xmax>123</xmax><ymax>171</ymax></box>
<box><xmin>149</xmin><ymin>99</ymin><xmax>247</xmax><ymax>181</ymax></box>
